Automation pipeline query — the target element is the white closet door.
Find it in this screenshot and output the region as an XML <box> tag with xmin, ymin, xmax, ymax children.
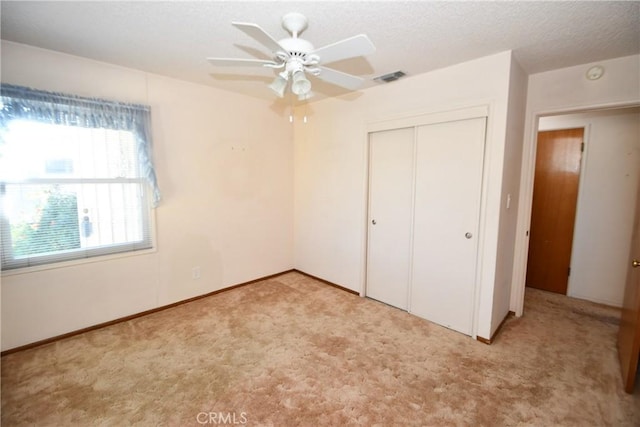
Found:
<box><xmin>410</xmin><ymin>117</ymin><xmax>486</xmax><ymax>335</ymax></box>
<box><xmin>366</xmin><ymin>127</ymin><xmax>415</xmax><ymax>309</ymax></box>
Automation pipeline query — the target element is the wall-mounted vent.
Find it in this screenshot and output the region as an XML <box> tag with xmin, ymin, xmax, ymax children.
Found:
<box><xmin>373</xmin><ymin>70</ymin><xmax>406</xmax><ymax>83</ymax></box>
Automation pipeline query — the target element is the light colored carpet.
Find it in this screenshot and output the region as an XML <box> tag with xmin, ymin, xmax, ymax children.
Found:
<box><xmin>2</xmin><ymin>271</ymin><xmax>639</xmax><ymax>426</ymax></box>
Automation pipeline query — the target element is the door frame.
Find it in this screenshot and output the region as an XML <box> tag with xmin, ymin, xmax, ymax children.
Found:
<box><xmin>364</xmin><ymin>104</ymin><xmax>489</xmax><ymax>338</ymax></box>
<box><xmin>511</xmin><ymin>101</ymin><xmax>640</xmax><ymax>316</ymax></box>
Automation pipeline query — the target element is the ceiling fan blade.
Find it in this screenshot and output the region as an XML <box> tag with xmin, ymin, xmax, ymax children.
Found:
<box><xmin>311</xmin><ymin>34</ymin><xmax>375</xmax><ymax>64</ymax></box>
<box><xmin>207</xmin><ymin>57</ymin><xmax>277</xmax><ymax>67</ymax></box>
<box><xmin>314</xmin><ymin>66</ymin><xmax>365</xmax><ymax>90</ymax></box>
<box><xmin>232</xmin><ymin>22</ymin><xmax>290</xmax><ymax>57</ymax></box>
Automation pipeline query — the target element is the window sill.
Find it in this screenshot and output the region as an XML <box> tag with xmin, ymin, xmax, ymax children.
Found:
<box><xmin>1</xmin><ymin>246</ymin><xmax>158</xmax><ymax>277</ymax></box>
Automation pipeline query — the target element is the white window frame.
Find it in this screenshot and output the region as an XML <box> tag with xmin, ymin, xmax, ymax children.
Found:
<box><xmin>0</xmin><ymin>84</ymin><xmax>160</xmax><ymax>273</ymax></box>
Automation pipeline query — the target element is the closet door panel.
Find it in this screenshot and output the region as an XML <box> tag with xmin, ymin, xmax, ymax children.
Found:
<box><xmin>366</xmin><ymin>127</ymin><xmax>415</xmax><ymax>309</ymax></box>
<box><xmin>410</xmin><ymin>118</ymin><xmax>486</xmax><ymax>335</ymax></box>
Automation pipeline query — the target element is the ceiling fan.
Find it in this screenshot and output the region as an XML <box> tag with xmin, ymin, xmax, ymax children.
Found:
<box><xmin>207</xmin><ymin>12</ymin><xmax>376</xmax><ymax>100</ymax></box>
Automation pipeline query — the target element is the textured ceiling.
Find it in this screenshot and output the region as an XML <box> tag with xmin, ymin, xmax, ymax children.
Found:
<box><xmin>1</xmin><ymin>1</ymin><xmax>639</xmax><ymax>103</ymax></box>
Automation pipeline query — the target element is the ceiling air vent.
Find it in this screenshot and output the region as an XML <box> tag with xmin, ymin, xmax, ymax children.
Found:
<box><xmin>374</xmin><ymin>70</ymin><xmax>406</xmax><ymax>83</ymax></box>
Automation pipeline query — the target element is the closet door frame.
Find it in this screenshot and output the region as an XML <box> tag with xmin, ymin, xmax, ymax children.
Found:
<box><xmin>365</xmin><ymin>105</ymin><xmax>489</xmax><ymax>338</ymax></box>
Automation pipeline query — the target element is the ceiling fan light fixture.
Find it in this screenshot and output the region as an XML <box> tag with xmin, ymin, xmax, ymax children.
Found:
<box><xmin>298</xmin><ymin>90</ymin><xmax>314</xmax><ymax>101</ymax></box>
<box><xmin>269</xmin><ymin>75</ymin><xmax>288</xmax><ymax>98</ymax></box>
<box><xmin>291</xmin><ymin>70</ymin><xmax>312</xmax><ymax>95</ymax></box>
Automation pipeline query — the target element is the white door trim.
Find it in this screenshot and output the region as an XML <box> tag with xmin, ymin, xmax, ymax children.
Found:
<box><xmin>367</xmin><ymin>105</ymin><xmax>489</xmax><ymax>133</ymax></box>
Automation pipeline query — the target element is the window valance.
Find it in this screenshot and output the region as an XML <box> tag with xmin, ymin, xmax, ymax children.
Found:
<box><xmin>0</xmin><ymin>84</ymin><xmax>161</xmax><ymax>206</ymax></box>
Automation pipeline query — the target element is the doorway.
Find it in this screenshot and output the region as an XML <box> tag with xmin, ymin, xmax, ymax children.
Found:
<box><xmin>526</xmin><ymin>128</ymin><xmax>584</xmax><ymax>294</ymax></box>
<box><xmin>512</xmin><ymin>102</ymin><xmax>640</xmax><ymax>318</ymax></box>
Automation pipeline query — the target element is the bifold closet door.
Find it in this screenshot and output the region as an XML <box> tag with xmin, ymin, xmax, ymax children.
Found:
<box><xmin>366</xmin><ymin>127</ymin><xmax>414</xmax><ymax>310</ymax></box>
<box><xmin>410</xmin><ymin>117</ymin><xmax>486</xmax><ymax>335</ymax></box>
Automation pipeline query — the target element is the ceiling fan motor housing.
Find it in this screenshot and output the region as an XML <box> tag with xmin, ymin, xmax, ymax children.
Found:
<box><xmin>278</xmin><ymin>37</ymin><xmax>315</xmax><ymax>61</ymax></box>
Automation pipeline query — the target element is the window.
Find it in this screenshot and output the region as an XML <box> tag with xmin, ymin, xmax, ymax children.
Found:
<box><xmin>0</xmin><ymin>84</ymin><xmax>161</xmax><ymax>271</ymax></box>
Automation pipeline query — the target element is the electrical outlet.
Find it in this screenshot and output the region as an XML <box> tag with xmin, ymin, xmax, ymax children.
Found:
<box><xmin>192</xmin><ymin>266</ymin><xmax>201</xmax><ymax>280</ymax></box>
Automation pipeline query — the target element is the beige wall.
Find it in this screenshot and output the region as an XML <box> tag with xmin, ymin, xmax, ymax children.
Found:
<box><xmin>1</xmin><ymin>41</ymin><xmax>294</xmax><ymax>351</ymax></box>
<box><xmin>293</xmin><ymin>51</ymin><xmax>526</xmax><ymax>339</ymax></box>
<box><xmin>491</xmin><ymin>56</ymin><xmax>528</xmax><ymax>332</ymax></box>
<box><xmin>511</xmin><ymin>54</ymin><xmax>640</xmax><ymax>315</ymax></box>
<box><xmin>12</xmin><ymin>43</ymin><xmax>633</xmax><ymax>348</ymax></box>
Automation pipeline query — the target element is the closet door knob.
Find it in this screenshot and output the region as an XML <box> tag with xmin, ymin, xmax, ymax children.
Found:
<box><xmin>372</xmin><ymin>219</ymin><xmax>377</xmax><ymax>225</ymax></box>
<box><xmin>465</xmin><ymin>232</ymin><xmax>473</xmax><ymax>239</ymax></box>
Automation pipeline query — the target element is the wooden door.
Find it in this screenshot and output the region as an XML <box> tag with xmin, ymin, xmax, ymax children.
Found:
<box><xmin>617</xmin><ymin>175</ymin><xmax>640</xmax><ymax>393</ymax></box>
<box><xmin>526</xmin><ymin>128</ymin><xmax>583</xmax><ymax>294</ymax></box>
<box><xmin>366</xmin><ymin>127</ymin><xmax>414</xmax><ymax>310</ymax></box>
<box><xmin>410</xmin><ymin>117</ymin><xmax>486</xmax><ymax>335</ymax></box>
